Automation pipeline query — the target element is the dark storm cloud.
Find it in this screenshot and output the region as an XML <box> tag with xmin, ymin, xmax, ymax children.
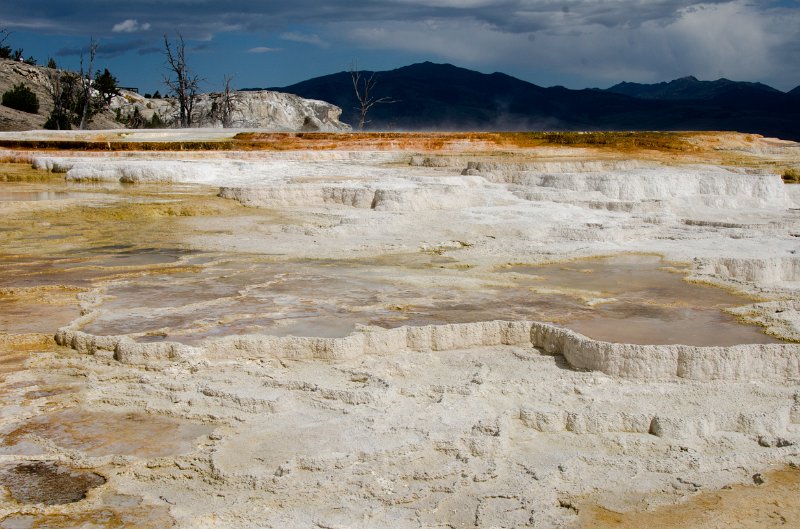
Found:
<box><xmin>137</xmin><ymin>47</ymin><xmax>162</xmax><ymax>56</ymax></box>
<box><xmin>2</xmin><ymin>1</ymin><xmax>798</xmax><ymax>90</ymax></box>
<box><xmin>0</xmin><ymin>1</ymin><xmax>747</xmax><ymax>36</ymax></box>
<box><xmin>56</xmin><ymin>39</ymin><xmax>151</xmax><ymax>58</ymax></box>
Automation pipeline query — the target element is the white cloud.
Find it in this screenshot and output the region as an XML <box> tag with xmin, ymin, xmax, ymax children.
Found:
<box><xmin>247</xmin><ymin>46</ymin><xmax>281</xmax><ymax>53</ymax></box>
<box><xmin>280</xmin><ymin>31</ymin><xmax>328</xmax><ymax>47</ymax></box>
<box><xmin>112</xmin><ymin>19</ymin><xmax>151</xmax><ymax>33</ymax></box>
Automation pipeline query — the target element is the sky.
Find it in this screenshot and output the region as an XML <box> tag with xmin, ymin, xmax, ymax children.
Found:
<box><xmin>1</xmin><ymin>1</ymin><xmax>798</xmax><ymax>95</ymax></box>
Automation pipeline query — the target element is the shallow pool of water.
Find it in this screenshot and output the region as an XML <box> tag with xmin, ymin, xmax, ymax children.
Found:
<box><xmin>503</xmin><ymin>255</ymin><xmax>779</xmax><ymax>345</ymax></box>
<box><xmin>0</xmin><ymin>298</ymin><xmax>82</xmax><ymax>334</ymax></box>
<box><xmin>79</xmin><ymin>254</ymin><xmax>778</xmax><ymax>346</ymax></box>
<box><xmin>1</xmin><ymin>408</ymin><xmax>213</xmax><ymax>458</ymax></box>
<box><xmin>0</xmin><ymin>496</ymin><xmax>175</xmax><ymax>529</ymax></box>
<box><xmin>0</xmin><ymin>173</ymin><xmax>779</xmax><ymax>346</ymax></box>
<box><xmin>0</xmin><ymin>191</ymin><xmax>77</xmax><ymax>201</ymax></box>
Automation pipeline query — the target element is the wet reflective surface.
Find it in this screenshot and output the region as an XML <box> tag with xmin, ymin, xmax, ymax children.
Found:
<box><xmin>1</xmin><ymin>409</ymin><xmax>213</xmax><ymax>458</ymax></box>
<box><xmin>0</xmin><ymin>293</ymin><xmax>83</xmax><ymax>334</ymax></box>
<box><xmin>0</xmin><ymin>174</ymin><xmax>779</xmax><ymax>346</ymax></box>
<box><xmin>76</xmin><ymin>254</ymin><xmax>778</xmax><ymax>346</ymax></box>
<box><xmin>0</xmin><ymin>499</ymin><xmax>175</xmax><ymax>529</ymax></box>
<box><xmin>0</xmin><ymin>191</ymin><xmax>77</xmax><ymax>201</ymax></box>
<box><xmin>576</xmin><ymin>466</ymin><xmax>800</xmax><ymax>529</ymax></box>
<box><xmin>504</xmin><ymin>255</ymin><xmax>779</xmax><ymax>345</ymax></box>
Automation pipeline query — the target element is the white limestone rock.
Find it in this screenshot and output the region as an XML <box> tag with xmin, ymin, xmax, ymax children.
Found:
<box><xmin>110</xmin><ymin>89</ymin><xmax>350</xmax><ymax>131</ymax></box>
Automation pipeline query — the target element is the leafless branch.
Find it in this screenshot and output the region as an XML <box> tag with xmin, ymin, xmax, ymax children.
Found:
<box><xmin>45</xmin><ymin>68</ymin><xmax>64</xmax><ymax>130</ymax></box>
<box><xmin>350</xmin><ymin>61</ymin><xmax>396</xmax><ymax>130</ymax></box>
<box><xmin>219</xmin><ymin>74</ymin><xmax>240</xmax><ymax>128</ymax></box>
<box><xmin>78</xmin><ymin>37</ymin><xmax>98</xmax><ymax>130</ymax></box>
<box><xmin>163</xmin><ymin>32</ymin><xmax>201</xmax><ymax>127</ymax></box>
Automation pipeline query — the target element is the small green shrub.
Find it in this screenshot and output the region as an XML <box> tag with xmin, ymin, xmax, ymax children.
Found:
<box><xmin>44</xmin><ymin>111</ymin><xmax>70</xmax><ymax>130</ymax></box>
<box><xmin>783</xmin><ymin>168</ymin><xmax>800</xmax><ymax>184</ymax></box>
<box><xmin>2</xmin><ymin>83</ymin><xmax>39</xmax><ymax>114</ymax></box>
<box><xmin>94</xmin><ymin>68</ymin><xmax>119</xmax><ymax>105</ymax></box>
<box><xmin>147</xmin><ymin>112</ymin><xmax>166</xmax><ymax>128</ymax></box>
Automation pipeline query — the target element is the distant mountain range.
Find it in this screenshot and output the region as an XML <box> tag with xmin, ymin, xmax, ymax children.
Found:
<box><xmin>256</xmin><ymin>62</ymin><xmax>800</xmax><ymax>140</ymax></box>
<box><xmin>606</xmin><ymin>76</ymin><xmax>783</xmax><ymax>100</ymax></box>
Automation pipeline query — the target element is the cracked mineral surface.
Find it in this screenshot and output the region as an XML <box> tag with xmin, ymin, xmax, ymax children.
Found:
<box><xmin>0</xmin><ymin>130</ymin><xmax>798</xmax><ymax>528</ymax></box>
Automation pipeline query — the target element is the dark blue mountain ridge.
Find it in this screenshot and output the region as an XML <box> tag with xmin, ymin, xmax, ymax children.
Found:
<box><xmin>253</xmin><ymin>62</ymin><xmax>800</xmax><ymax>140</ymax></box>
<box><xmin>606</xmin><ymin>75</ymin><xmax>783</xmax><ymax>100</ymax></box>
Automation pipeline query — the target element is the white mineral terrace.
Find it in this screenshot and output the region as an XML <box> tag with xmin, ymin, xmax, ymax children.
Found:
<box><xmin>0</xmin><ymin>131</ymin><xmax>798</xmax><ymax>528</ymax></box>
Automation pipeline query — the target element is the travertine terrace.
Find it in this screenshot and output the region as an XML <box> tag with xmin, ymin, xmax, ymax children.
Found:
<box><xmin>0</xmin><ymin>129</ymin><xmax>799</xmax><ymax>528</ymax></box>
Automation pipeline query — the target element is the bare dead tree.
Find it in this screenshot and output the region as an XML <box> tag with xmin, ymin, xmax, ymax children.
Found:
<box><xmin>0</xmin><ymin>28</ymin><xmax>13</xmax><ymax>60</ymax></box>
<box><xmin>45</xmin><ymin>67</ymin><xmax>64</xmax><ymax>129</ymax></box>
<box><xmin>350</xmin><ymin>61</ymin><xmax>395</xmax><ymax>130</ymax></box>
<box><xmin>44</xmin><ymin>68</ymin><xmax>88</xmax><ymax>130</ymax></box>
<box><xmin>218</xmin><ymin>74</ymin><xmax>240</xmax><ymax>128</ymax></box>
<box><xmin>78</xmin><ymin>38</ymin><xmax>98</xmax><ymax>130</ymax></box>
<box><xmin>163</xmin><ymin>33</ymin><xmax>201</xmax><ymax>127</ymax></box>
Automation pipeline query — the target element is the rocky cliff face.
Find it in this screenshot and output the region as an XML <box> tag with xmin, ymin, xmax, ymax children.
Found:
<box><xmin>0</xmin><ymin>59</ymin><xmax>121</xmax><ymax>131</ymax></box>
<box><xmin>0</xmin><ymin>58</ymin><xmax>350</xmax><ymax>132</ymax></box>
<box><xmin>110</xmin><ymin>90</ymin><xmax>351</xmax><ymax>132</ymax></box>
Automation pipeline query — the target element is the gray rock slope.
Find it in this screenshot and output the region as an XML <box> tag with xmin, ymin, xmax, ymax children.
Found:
<box><xmin>0</xmin><ymin>58</ymin><xmax>349</xmax><ymax>132</ymax></box>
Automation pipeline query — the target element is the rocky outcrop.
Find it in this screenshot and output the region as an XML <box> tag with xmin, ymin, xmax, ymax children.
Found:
<box><xmin>0</xmin><ymin>59</ymin><xmax>121</xmax><ymax>131</ymax></box>
<box><xmin>0</xmin><ymin>58</ymin><xmax>349</xmax><ymax>132</ymax></box>
<box><xmin>699</xmin><ymin>256</ymin><xmax>800</xmax><ymax>284</ymax></box>
<box><xmin>110</xmin><ymin>90</ymin><xmax>350</xmax><ymax>132</ymax></box>
<box><xmin>0</xmin><ymin>59</ymin><xmax>52</xmax><ymax>130</ymax></box>
<box><xmin>55</xmin><ymin>319</ymin><xmax>800</xmax><ymax>382</ymax></box>
<box><xmin>465</xmin><ymin>161</ymin><xmax>791</xmax><ymax>209</ymax></box>
<box><xmin>218</xmin><ymin>181</ymin><xmax>491</xmax><ymax>211</ymax></box>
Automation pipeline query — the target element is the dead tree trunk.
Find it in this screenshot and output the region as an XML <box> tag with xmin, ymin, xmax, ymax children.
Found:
<box><xmin>350</xmin><ymin>62</ymin><xmax>394</xmax><ymax>131</ymax></box>
<box><xmin>78</xmin><ymin>38</ymin><xmax>97</xmax><ymax>130</ymax></box>
<box><xmin>163</xmin><ymin>33</ymin><xmax>200</xmax><ymax>128</ymax></box>
<box><xmin>219</xmin><ymin>74</ymin><xmax>240</xmax><ymax>128</ymax></box>
<box><xmin>45</xmin><ymin>68</ymin><xmax>64</xmax><ymax>130</ymax></box>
